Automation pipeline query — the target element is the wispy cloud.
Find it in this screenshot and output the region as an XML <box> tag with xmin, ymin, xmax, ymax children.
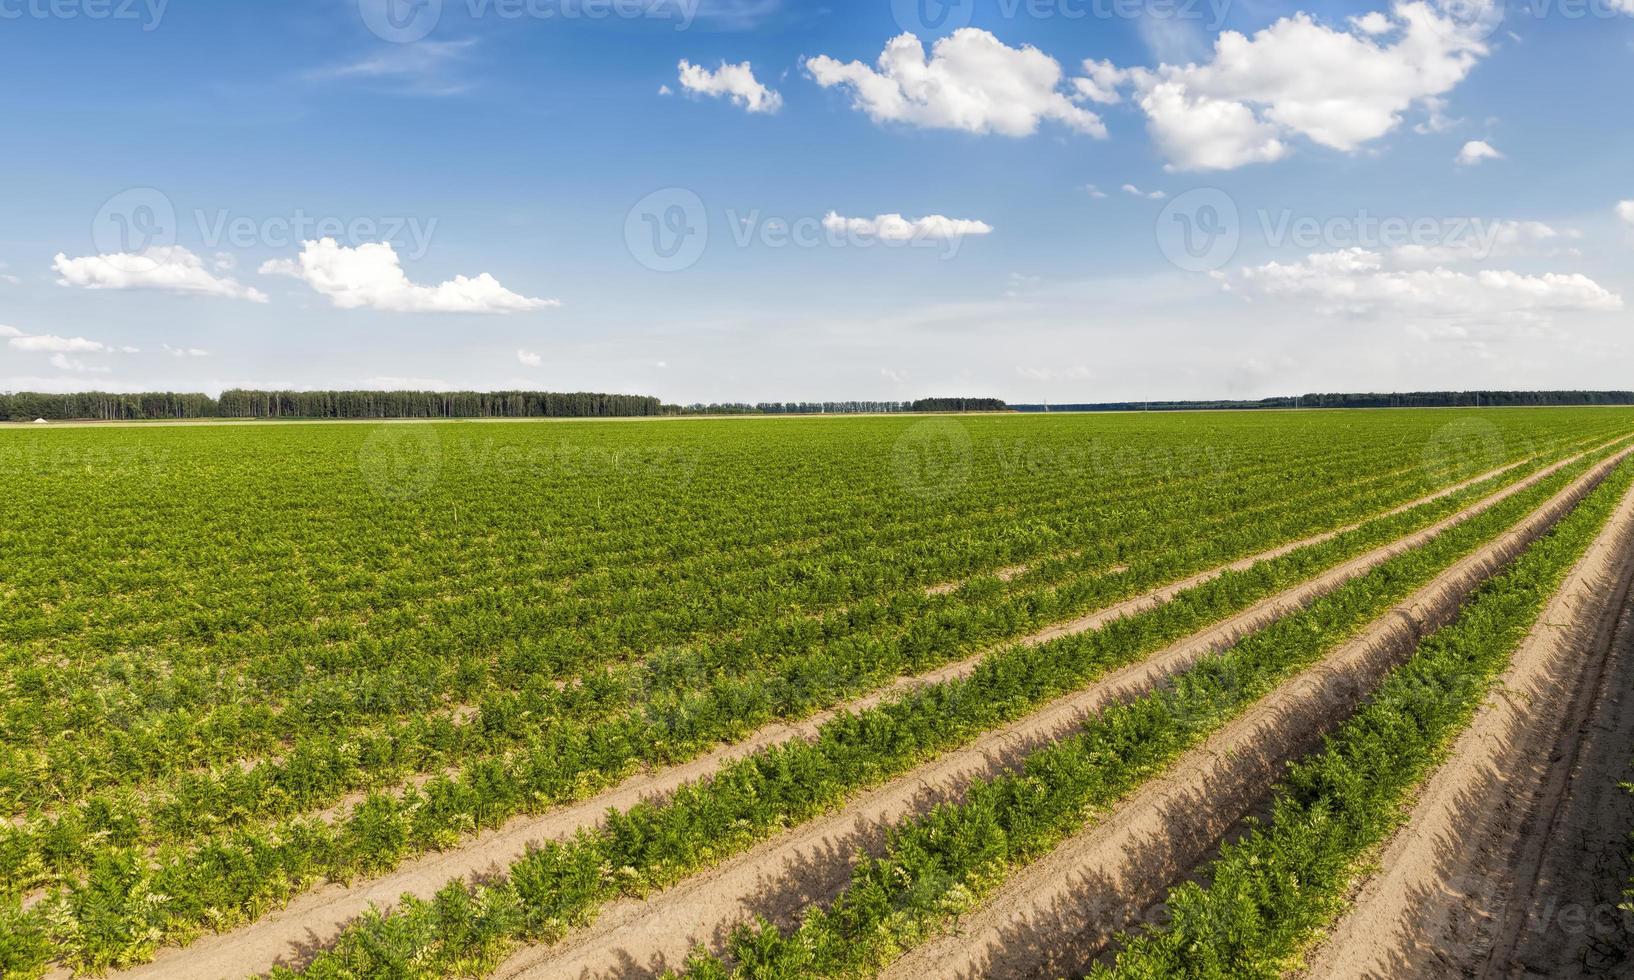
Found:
<box><xmin>690</xmin><ymin>0</ymin><xmax>783</xmax><ymax>29</ymax></box>
<box><xmin>305</xmin><ymin>39</ymin><xmax>479</xmax><ymax>96</ymax></box>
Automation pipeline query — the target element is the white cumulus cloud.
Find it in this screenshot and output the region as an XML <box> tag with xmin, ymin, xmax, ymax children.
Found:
<box><xmin>1456</xmin><ymin>139</ymin><xmax>1503</xmax><ymax>165</ymax></box>
<box><xmin>260</xmin><ymin>239</ymin><xmax>557</xmax><ymax>314</ymax></box>
<box><xmin>53</xmin><ymin>246</ymin><xmax>269</xmax><ymax>302</ymax></box>
<box><xmin>517</xmin><ymin>349</ymin><xmax>543</xmax><ymax>367</ymax></box>
<box><xmin>1239</xmin><ymin>248</ymin><xmax>1622</xmax><ymax>318</ymax></box>
<box><xmin>806</xmin><ymin>29</ymin><xmax>1106</xmax><ymax>138</ymax></box>
<box><xmin>1615</xmin><ymin>200</ymin><xmax>1634</xmax><ymax>226</ymax></box>
<box><xmin>676</xmin><ymin>59</ymin><xmax>782</xmax><ymax>113</ymax></box>
<box><xmin>1091</xmin><ymin>2</ymin><xmax>1495</xmax><ymax>170</ymax></box>
<box><xmin>821</xmin><ymin>211</ymin><xmax>994</xmax><ymax>240</ymax></box>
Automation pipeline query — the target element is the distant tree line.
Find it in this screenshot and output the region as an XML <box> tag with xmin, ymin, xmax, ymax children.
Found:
<box><xmin>1</xmin><ymin>390</ymin><xmax>1007</xmax><ymax>422</ymax></box>
<box><xmin>671</xmin><ymin>398</ymin><xmax>1008</xmax><ymax>415</ymax></box>
<box><xmin>1013</xmin><ymin>391</ymin><xmax>1634</xmax><ymax>413</ymax></box>
<box><xmin>0</xmin><ymin>391</ymin><xmax>218</xmax><ymax>422</ymax></box>
<box><xmin>216</xmin><ymin>389</ymin><xmax>666</xmax><ymax>419</ymax></box>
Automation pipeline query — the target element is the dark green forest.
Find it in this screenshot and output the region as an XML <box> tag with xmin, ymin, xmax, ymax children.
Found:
<box><xmin>1013</xmin><ymin>391</ymin><xmax>1634</xmax><ymax>412</ymax></box>
<box><xmin>0</xmin><ymin>391</ymin><xmax>1008</xmax><ymax>421</ymax></box>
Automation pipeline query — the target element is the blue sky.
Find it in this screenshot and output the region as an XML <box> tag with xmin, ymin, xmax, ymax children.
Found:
<box><xmin>1</xmin><ymin>0</ymin><xmax>1631</xmax><ymax>403</ymax></box>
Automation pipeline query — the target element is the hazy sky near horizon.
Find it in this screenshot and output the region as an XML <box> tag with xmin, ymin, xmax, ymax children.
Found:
<box><xmin>1</xmin><ymin>0</ymin><xmax>1632</xmax><ymax>403</ymax></box>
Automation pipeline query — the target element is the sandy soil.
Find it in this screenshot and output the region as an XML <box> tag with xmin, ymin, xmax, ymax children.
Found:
<box><xmin>104</xmin><ymin>447</ymin><xmax>1607</xmax><ymax>980</ymax></box>
<box><xmin>878</xmin><ymin>447</ymin><xmax>1632</xmax><ymax>980</ymax></box>
<box><xmin>494</xmin><ymin>451</ymin><xmax>1631</xmax><ymax>980</ymax></box>
<box><xmin>1301</xmin><ymin>474</ymin><xmax>1634</xmax><ymax>980</ymax></box>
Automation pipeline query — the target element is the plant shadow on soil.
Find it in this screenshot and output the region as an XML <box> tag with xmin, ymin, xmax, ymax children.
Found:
<box><xmin>945</xmin><ymin>757</ymin><xmax>1283</xmax><ymax>980</ymax></box>
<box><xmin>589</xmin><ymin>777</ymin><xmax>973</xmax><ymax>980</ymax></box>
<box><xmin>1347</xmin><ymin>572</ymin><xmax>1634</xmax><ymax>980</ymax></box>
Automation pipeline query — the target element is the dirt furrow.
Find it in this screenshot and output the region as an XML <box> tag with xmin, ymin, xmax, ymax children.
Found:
<box><xmin>1301</xmin><ymin>469</ymin><xmax>1634</xmax><ymax>980</ymax></box>
<box><xmin>487</xmin><ymin>451</ymin><xmax>1630</xmax><ymax>980</ymax></box>
<box><xmin>877</xmin><ymin>446</ymin><xmax>1632</xmax><ymax>980</ymax></box>
<box><xmin>107</xmin><ymin>449</ymin><xmax>1595</xmax><ymax>980</ymax></box>
<box><xmin>1021</xmin><ymin>456</ymin><xmax>1529</xmax><ymax>648</ymax></box>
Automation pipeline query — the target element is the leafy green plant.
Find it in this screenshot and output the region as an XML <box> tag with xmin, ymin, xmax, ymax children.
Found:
<box><xmin>1092</xmin><ymin>458</ymin><xmax>1634</xmax><ymax>979</ymax></box>
<box><xmin>2</xmin><ymin>411</ymin><xmax>1628</xmax><ymax>975</ymax></box>
<box><xmin>279</xmin><ymin>436</ymin><xmax>1618</xmax><ymax>979</ymax></box>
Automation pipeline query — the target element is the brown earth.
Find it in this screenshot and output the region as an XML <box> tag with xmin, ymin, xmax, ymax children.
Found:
<box><xmin>105</xmin><ymin>446</ymin><xmax>1610</xmax><ymax>980</ymax></box>
<box><xmin>1300</xmin><ymin>472</ymin><xmax>1634</xmax><ymax>980</ymax></box>
<box><xmin>878</xmin><ymin>446</ymin><xmax>1632</xmax><ymax>980</ymax></box>
<box><xmin>494</xmin><ymin>450</ymin><xmax>1633</xmax><ymax>980</ymax></box>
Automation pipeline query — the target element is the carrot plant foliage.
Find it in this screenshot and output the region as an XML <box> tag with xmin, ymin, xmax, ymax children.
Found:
<box><xmin>0</xmin><ymin>409</ymin><xmax>1629</xmax><ymax>976</ymax></box>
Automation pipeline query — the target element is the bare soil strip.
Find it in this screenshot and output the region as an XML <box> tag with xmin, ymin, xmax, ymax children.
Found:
<box><xmin>1301</xmin><ymin>475</ymin><xmax>1634</xmax><ymax>980</ymax></box>
<box><xmin>877</xmin><ymin>448</ymin><xmax>1632</xmax><ymax>980</ymax></box>
<box><xmin>107</xmin><ymin>450</ymin><xmax>1593</xmax><ymax>980</ymax></box>
<box><xmin>486</xmin><ymin>452</ymin><xmax>1631</xmax><ymax>980</ymax></box>
<box><xmin>1020</xmin><ymin>458</ymin><xmax>1530</xmax><ymax>649</ymax></box>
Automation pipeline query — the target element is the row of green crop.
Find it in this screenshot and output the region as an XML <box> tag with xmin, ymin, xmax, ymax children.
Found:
<box><xmin>261</xmin><ymin>448</ymin><xmax>1613</xmax><ymax>980</ymax></box>
<box><xmin>2</xmin><ymin>414</ymin><xmax>1623</xmax><ymax>976</ymax></box>
<box><xmin>0</xmin><ymin>425</ymin><xmax>1430</xmax><ymax>805</ymax></box>
<box><xmin>7</xmin><ymin>412</ymin><xmax>1593</xmax><ymax>765</ymax></box>
<box><xmin>0</xmin><ymin>439</ymin><xmax>1420</xmax><ymax>805</ymax></box>
<box><xmin>5</xmin><ymin>418</ymin><xmax>1601</xmax><ymax>847</ymax></box>
<box><xmin>5</xmin><ymin>438</ymin><xmax>1587</xmax><ymax>975</ymax></box>
<box><xmin>2</xmin><ymin>439</ymin><xmax>1533</xmax><ymax>896</ymax></box>
<box><xmin>660</xmin><ymin>454</ymin><xmax>1624</xmax><ymax>980</ymax></box>
<box><xmin>1091</xmin><ymin>455</ymin><xmax>1634</xmax><ymax>978</ymax></box>
<box><xmin>1</xmin><ymin>414</ymin><xmax>1378</xmax><ymax>664</ymax></box>
<box><xmin>3</xmin><ymin>414</ymin><xmax>1592</xmax><ymax>699</ymax></box>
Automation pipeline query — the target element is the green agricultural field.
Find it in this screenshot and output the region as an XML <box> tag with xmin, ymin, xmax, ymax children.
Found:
<box><xmin>3</xmin><ymin>408</ymin><xmax>1633</xmax><ymax>978</ymax></box>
